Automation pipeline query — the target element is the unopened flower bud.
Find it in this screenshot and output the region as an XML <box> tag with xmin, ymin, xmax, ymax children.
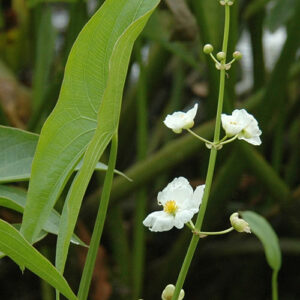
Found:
<box><xmin>233</xmin><ymin>51</ymin><xmax>242</xmax><ymax>60</ymax></box>
<box><xmin>203</xmin><ymin>44</ymin><xmax>214</xmax><ymax>54</ymax></box>
<box><xmin>220</xmin><ymin>0</ymin><xmax>234</xmax><ymax>5</ymax></box>
<box><xmin>217</xmin><ymin>51</ymin><xmax>226</xmax><ymax>61</ymax></box>
<box><xmin>161</xmin><ymin>284</ymin><xmax>185</xmax><ymax>300</ymax></box>
<box><xmin>225</xmin><ymin>64</ymin><xmax>231</xmax><ymax>70</ymax></box>
<box><xmin>230</xmin><ymin>212</ymin><xmax>251</xmax><ymax>233</ymax></box>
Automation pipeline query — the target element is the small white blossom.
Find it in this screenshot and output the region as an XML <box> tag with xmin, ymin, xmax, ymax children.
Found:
<box><xmin>163</xmin><ymin>104</ymin><xmax>198</xmax><ymax>134</ymax></box>
<box><xmin>161</xmin><ymin>284</ymin><xmax>185</xmax><ymax>300</ymax></box>
<box><xmin>143</xmin><ymin>177</ymin><xmax>204</xmax><ymax>232</ymax></box>
<box><xmin>221</xmin><ymin>109</ymin><xmax>262</xmax><ymax>145</ymax></box>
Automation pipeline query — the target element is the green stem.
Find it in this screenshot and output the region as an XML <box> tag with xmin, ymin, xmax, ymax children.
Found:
<box><xmin>272</xmin><ymin>270</ymin><xmax>279</xmax><ymax>300</ymax></box>
<box><xmin>132</xmin><ymin>39</ymin><xmax>148</xmax><ymax>300</ymax></box>
<box><xmin>187</xmin><ymin>129</ymin><xmax>213</xmax><ymax>145</ymax></box>
<box><xmin>209</xmin><ymin>53</ymin><xmax>220</xmax><ymax>65</ymax></box>
<box><xmin>41</xmin><ymin>247</ymin><xmax>54</xmax><ymax>300</ymax></box>
<box><xmin>171</xmin><ymin>4</ymin><xmax>231</xmax><ymax>300</ymax></box>
<box><xmin>194</xmin><ymin>227</ymin><xmax>234</xmax><ymax>236</ymax></box>
<box><xmin>77</xmin><ymin>134</ymin><xmax>118</xmax><ymax>300</ymax></box>
<box><xmin>219</xmin><ymin>134</ymin><xmax>238</xmax><ymax>145</ymax></box>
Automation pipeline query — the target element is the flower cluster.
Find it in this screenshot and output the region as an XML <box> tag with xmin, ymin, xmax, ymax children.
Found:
<box><xmin>163</xmin><ymin>105</ymin><xmax>261</xmax><ymax>146</ymax></box>
<box><xmin>143</xmin><ymin>177</ymin><xmax>205</xmax><ymax>232</ymax></box>
<box><xmin>144</xmin><ymin>107</ymin><xmax>262</xmax><ymax>233</ymax></box>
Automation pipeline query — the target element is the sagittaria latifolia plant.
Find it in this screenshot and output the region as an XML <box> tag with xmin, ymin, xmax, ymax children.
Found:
<box><xmin>143</xmin><ymin>1</ymin><xmax>280</xmax><ymax>300</ymax></box>
<box><xmin>0</xmin><ymin>0</ymin><xmax>284</xmax><ymax>299</ymax></box>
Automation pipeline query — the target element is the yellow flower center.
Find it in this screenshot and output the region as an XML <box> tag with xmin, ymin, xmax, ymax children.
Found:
<box><xmin>230</xmin><ymin>121</ymin><xmax>237</xmax><ymax>125</ymax></box>
<box><xmin>164</xmin><ymin>200</ymin><xmax>178</xmax><ymax>215</ymax></box>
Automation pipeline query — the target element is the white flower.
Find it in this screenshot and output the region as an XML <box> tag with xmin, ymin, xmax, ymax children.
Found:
<box><xmin>163</xmin><ymin>104</ymin><xmax>198</xmax><ymax>134</ymax></box>
<box><xmin>221</xmin><ymin>109</ymin><xmax>262</xmax><ymax>145</ymax></box>
<box><xmin>161</xmin><ymin>284</ymin><xmax>185</xmax><ymax>300</ymax></box>
<box><xmin>143</xmin><ymin>177</ymin><xmax>204</xmax><ymax>232</ymax></box>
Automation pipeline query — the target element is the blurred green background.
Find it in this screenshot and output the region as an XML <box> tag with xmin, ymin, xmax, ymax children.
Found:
<box><xmin>0</xmin><ymin>0</ymin><xmax>299</xmax><ymax>299</ymax></box>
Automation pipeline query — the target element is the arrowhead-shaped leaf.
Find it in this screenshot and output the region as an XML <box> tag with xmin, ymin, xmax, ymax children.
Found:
<box><xmin>0</xmin><ymin>125</ymin><xmax>131</xmax><ymax>183</ymax></box>
<box><xmin>20</xmin><ymin>0</ymin><xmax>159</xmax><ymax>249</ymax></box>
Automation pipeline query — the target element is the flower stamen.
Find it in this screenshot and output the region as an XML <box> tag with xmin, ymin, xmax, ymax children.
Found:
<box><xmin>164</xmin><ymin>200</ymin><xmax>178</xmax><ymax>215</ymax></box>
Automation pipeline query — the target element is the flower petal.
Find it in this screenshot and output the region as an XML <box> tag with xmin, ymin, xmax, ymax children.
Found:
<box><xmin>159</xmin><ymin>177</ymin><xmax>193</xmax><ymax>206</ymax></box>
<box><xmin>163</xmin><ymin>104</ymin><xmax>198</xmax><ymax>133</ymax></box>
<box><xmin>163</xmin><ymin>112</ymin><xmax>186</xmax><ymax>133</ymax></box>
<box><xmin>239</xmin><ymin>135</ymin><xmax>262</xmax><ymax>146</ymax></box>
<box><xmin>186</xmin><ymin>103</ymin><xmax>198</xmax><ymax>120</ymax></box>
<box><xmin>174</xmin><ymin>210</ymin><xmax>195</xmax><ymax>228</ymax></box>
<box><xmin>191</xmin><ymin>184</ymin><xmax>205</xmax><ymax>208</ymax></box>
<box><xmin>143</xmin><ymin>211</ymin><xmax>175</xmax><ymax>232</ymax></box>
<box><xmin>221</xmin><ymin>113</ymin><xmax>244</xmax><ymax>136</ymax></box>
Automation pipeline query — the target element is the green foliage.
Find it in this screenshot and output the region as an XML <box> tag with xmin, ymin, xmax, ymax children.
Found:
<box><xmin>265</xmin><ymin>0</ymin><xmax>297</xmax><ymax>32</ymax></box>
<box><xmin>27</xmin><ymin>0</ymin><xmax>77</xmax><ymax>8</ymax></box>
<box><xmin>0</xmin><ymin>0</ymin><xmax>299</xmax><ymax>298</ymax></box>
<box><xmin>31</xmin><ymin>5</ymin><xmax>55</xmax><ymax>121</ymax></box>
<box><xmin>241</xmin><ymin>211</ymin><xmax>282</xmax><ymax>271</ymax></box>
<box><xmin>55</xmin><ymin>0</ymin><xmax>159</xmax><ymax>278</ymax></box>
<box><xmin>21</xmin><ymin>0</ymin><xmax>159</xmax><ymax>246</ymax></box>
<box><xmin>0</xmin><ymin>126</ymin><xmax>37</xmax><ymax>183</ymax></box>
<box><xmin>0</xmin><ymin>185</ymin><xmax>85</xmax><ymax>246</ymax></box>
<box><xmin>0</xmin><ymin>125</ymin><xmax>131</xmax><ymax>183</ymax></box>
<box><xmin>0</xmin><ymin>219</ymin><xmax>77</xmax><ymax>300</ymax></box>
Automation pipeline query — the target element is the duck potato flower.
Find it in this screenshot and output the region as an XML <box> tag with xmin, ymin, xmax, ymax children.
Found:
<box><xmin>163</xmin><ymin>104</ymin><xmax>198</xmax><ymax>134</ymax></box>
<box><xmin>143</xmin><ymin>177</ymin><xmax>205</xmax><ymax>232</ymax></box>
<box><xmin>221</xmin><ymin>109</ymin><xmax>262</xmax><ymax>145</ymax></box>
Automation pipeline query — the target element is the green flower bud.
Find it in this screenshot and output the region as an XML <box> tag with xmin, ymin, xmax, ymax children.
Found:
<box><xmin>225</xmin><ymin>64</ymin><xmax>231</xmax><ymax>70</ymax></box>
<box><xmin>203</xmin><ymin>44</ymin><xmax>214</xmax><ymax>54</ymax></box>
<box><xmin>220</xmin><ymin>0</ymin><xmax>234</xmax><ymax>5</ymax></box>
<box><xmin>230</xmin><ymin>212</ymin><xmax>251</xmax><ymax>233</ymax></box>
<box><xmin>217</xmin><ymin>51</ymin><xmax>226</xmax><ymax>61</ymax></box>
<box><xmin>233</xmin><ymin>51</ymin><xmax>242</xmax><ymax>60</ymax></box>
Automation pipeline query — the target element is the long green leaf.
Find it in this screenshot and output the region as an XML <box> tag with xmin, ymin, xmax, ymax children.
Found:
<box><xmin>0</xmin><ymin>126</ymin><xmax>38</xmax><ymax>183</ymax></box>
<box><xmin>241</xmin><ymin>211</ymin><xmax>282</xmax><ymax>271</ymax></box>
<box><xmin>27</xmin><ymin>0</ymin><xmax>76</xmax><ymax>8</ymax></box>
<box><xmin>55</xmin><ymin>0</ymin><xmax>160</xmax><ymax>274</ymax></box>
<box><xmin>0</xmin><ymin>125</ymin><xmax>131</xmax><ymax>183</ymax></box>
<box><xmin>239</xmin><ymin>143</ymin><xmax>290</xmax><ymax>204</ymax></box>
<box><xmin>0</xmin><ymin>185</ymin><xmax>85</xmax><ymax>246</ymax></box>
<box><xmin>31</xmin><ymin>4</ymin><xmax>55</xmax><ymax>121</ymax></box>
<box><xmin>0</xmin><ymin>224</ymin><xmax>47</xmax><ymax>259</ymax></box>
<box><xmin>21</xmin><ymin>0</ymin><xmax>158</xmax><ymax>244</ymax></box>
<box><xmin>0</xmin><ymin>219</ymin><xmax>77</xmax><ymax>300</ymax></box>
<box><xmin>22</xmin><ymin>0</ymin><xmax>160</xmax><ymax>244</ymax></box>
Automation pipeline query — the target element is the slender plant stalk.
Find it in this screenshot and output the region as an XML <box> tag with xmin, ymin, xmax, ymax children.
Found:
<box><xmin>41</xmin><ymin>247</ymin><xmax>54</xmax><ymax>300</ymax></box>
<box><xmin>132</xmin><ymin>39</ymin><xmax>148</xmax><ymax>300</ymax></box>
<box><xmin>77</xmin><ymin>133</ymin><xmax>118</xmax><ymax>300</ymax></box>
<box><xmin>171</xmin><ymin>4</ymin><xmax>231</xmax><ymax>300</ymax></box>
<box><xmin>272</xmin><ymin>270</ymin><xmax>278</xmax><ymax>300</ymax></box>
<box><xmin>187</xmin><ymin>129</ymin><xmax>212</xmax><ymax>145</ymax></box>
<box><xmin>194</xmin><ymin>227</ymin><xmax>234</xmax><ymax>236</ymax></box>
